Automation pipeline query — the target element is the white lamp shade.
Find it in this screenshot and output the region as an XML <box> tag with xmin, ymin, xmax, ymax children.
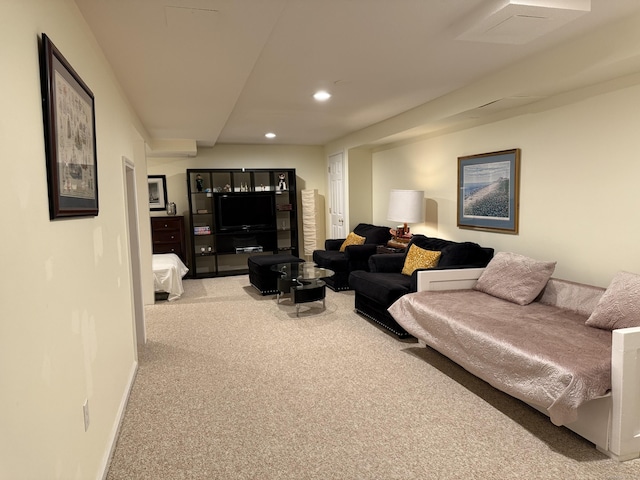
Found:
<box><xmin>387</xmin><ymin>189</ymin><xmax>424</xmax><ymax>224</ymax></box>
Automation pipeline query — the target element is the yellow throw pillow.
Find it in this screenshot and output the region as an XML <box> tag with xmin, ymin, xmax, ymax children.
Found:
<box><xmin>401</xmin><ymin>245</ymin><xmax>441</xmax><ymax>275</ymax></box>
<box><xmin>339</xmin><ymin>232</ymin><xmax>366</xmax><ymax>252</ymax></box>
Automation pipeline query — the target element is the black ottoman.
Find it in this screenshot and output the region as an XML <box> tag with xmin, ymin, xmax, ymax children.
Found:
<box><xmin>247</xmin><ymin>254</ymin><xmax>304</xmax><ymax>295</ymax></box>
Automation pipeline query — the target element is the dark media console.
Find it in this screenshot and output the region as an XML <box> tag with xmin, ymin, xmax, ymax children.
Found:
<box><xmin>187</xmin><ymin>168</ymin><xmax>298</xmax><ymax>277</ymax></box>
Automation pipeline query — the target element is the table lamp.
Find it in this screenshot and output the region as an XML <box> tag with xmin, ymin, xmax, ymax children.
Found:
<box><xmin>387</xmin><ymin>189</ymin><xmax>424</xmax><ymax>238</ymax></box>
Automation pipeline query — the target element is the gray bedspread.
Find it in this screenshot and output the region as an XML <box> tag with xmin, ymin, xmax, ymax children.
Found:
<box><xmin>388</xmin><ymin>289</ymin><xmax>612</xmax><ymax>425</ymax></box>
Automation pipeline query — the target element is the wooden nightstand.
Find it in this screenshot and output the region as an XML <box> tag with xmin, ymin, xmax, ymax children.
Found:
<box><xmin>151</xmin><ymin>216</ymin><xmax>186</xmax><ymax>262</ymax></box>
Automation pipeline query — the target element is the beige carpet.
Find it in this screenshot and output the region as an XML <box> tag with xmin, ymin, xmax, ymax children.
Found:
<box><xmin>106</xmin><ymin>275</ymin><xmax>640</xmax><ymax>479</ymax></box>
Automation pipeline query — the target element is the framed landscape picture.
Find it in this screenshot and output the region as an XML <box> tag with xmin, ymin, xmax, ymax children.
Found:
<box><xmin>457</xmin><ymin>149</ymin><xmax>520</xmax><ymax>234</ymax></box>
<box><xmin>40</xmin><ymin>33</ymin><xmax>98</xmax><ymax>219</ymax></box>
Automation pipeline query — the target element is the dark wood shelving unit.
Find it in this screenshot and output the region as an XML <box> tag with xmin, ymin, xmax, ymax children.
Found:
<box><xmin>186</xmin><ymin>168</ymin><xmax>298</xmax><ymax>278</ymax></box>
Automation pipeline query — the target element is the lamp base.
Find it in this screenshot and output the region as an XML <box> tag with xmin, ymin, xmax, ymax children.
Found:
<box><xmin>390</xmin><ymin>223</ymin><xmax>412</xmax><ymax>240</ymax></box>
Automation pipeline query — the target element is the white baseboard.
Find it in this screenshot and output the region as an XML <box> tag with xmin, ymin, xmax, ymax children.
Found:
<box><xmin>99</xmin><ymin>360</ymin><xmax>139</xmax><ymax>480</ymax></box>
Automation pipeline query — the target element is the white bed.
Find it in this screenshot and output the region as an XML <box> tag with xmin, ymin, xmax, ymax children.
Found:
<box><xmin>152</xmin><ymin>253</ymin><xmax>189</xmax><ymax>301</ymax></box>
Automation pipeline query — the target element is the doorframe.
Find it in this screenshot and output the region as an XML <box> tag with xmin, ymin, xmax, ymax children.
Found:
<box><xmin>123</xmin><ymin>156</ymin><xmax>145</xmax><ymax>352</ymax></box>
<box><xmin>327</xmin><ymin>150</ymin><xmax>347</xmax><ymax>238</ymax></box>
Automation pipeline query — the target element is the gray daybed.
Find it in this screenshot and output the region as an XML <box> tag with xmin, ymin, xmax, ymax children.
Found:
<box><xmin>388</xmin><ymin>255</ymin><xmax>640</xmax><ymax>462</ymax></box>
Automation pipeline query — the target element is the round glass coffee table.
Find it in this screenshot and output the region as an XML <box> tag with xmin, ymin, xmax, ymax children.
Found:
<box><xmin>270</xmin><ymin>262</ymin><xmax>334</xmax><ymax>316</ymax></box>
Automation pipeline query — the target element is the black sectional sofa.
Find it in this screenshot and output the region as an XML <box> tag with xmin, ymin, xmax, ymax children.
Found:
<box><xmin>349</xmin><ymin>235</ymin><xmax>494</xmax><ymax>337</ymax></box>
<box><xmin>312</xmin><ymin>223</ymin><xmax>392</xmax><ymax>291</ymax></box>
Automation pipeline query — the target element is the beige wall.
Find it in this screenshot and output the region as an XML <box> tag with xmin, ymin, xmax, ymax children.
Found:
<box><xmin>4</xmin><ymin>1</ymin><xmax>640</xmax><ymax>477</ymax></box>
<box><xmin>371</xmin><ymin>82</ymin><xmax>640</xmax><ymax>287</ymax></box>
<box><xmin>345</xmin><ymin>147</ymin><xmax>373</xmax><ymax>230</ymax></box>
<box><xmin>0</xmin><ymin>0</ymin><xmax>147</xmax><ymax>478</ymax></box>
<box><xmin>147</xmin><ymin>144</ymin><xmax>327</xmax><ymax>266</ymax></box>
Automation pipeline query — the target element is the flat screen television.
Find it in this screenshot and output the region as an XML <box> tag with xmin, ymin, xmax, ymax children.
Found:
<box><xmin>214</xmin><ymin>192</ymin><xmax>277</xmax><ymax>232</ymax></box>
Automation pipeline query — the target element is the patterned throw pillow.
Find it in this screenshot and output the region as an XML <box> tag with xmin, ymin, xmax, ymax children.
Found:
<box><xmin>473</xmin><ymin>251</ymin><xmax>556</xmax><ymax>305</ymax></box>
<box><xmin>585</xmin><ymin>271</ymin><xmax>640</xmax><ymax>330</ymax></box>
<box><xmin>339</xmin><ymin>232</ymin><xmax>366</xmax><ymax>252</ymax></box>
<box><xmin>401</xmin><ymin>244</ymin><xmax>441</xmax><ymax>276</ymax></box>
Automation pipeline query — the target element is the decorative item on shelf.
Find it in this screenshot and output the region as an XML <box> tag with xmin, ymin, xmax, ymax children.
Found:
<box><xmin>207</xmin><ymin>246</ymin><xmax>212</xmax><ymax>253</ymax></box>
<box><xmin>196</xmin><ymin>174</ymin><xmax>204</xmax><ymax>192</ymax></box>
<box><xmin>223</xmin><ymin>183</ymin><xmax>231</xmax><ymax>192</ymax></box>
<box><xmin>200</xmin><ymin>247</ymin><xmax>206</xmax><ymax>255</ymax></box>
<box><xmin>166</xmin><ymin>202</ymin><xmax>176</xmax><ymax>216</ymax></box>
<box><xmin>194</xmin><ymin>226</ymin><xmax>211</xmax><ymax>235</ymax></box>
<box><xmin>387</xmin><ymin>189</ymin><xmax>424</xmax><ymax>242</ymax></box>
<box><xmin>276</xmin><ymin>203</ymin><xmax>293</xmax><ymax>211</ymax></box>
<box><xmin>196</xmin><ymin>209</ymin><xmax>208</xmax><ymax>214</ymax></box>
<box><xmin>278</xmin><ymin>173</ymin><xmax>287</xmax><ymax>191</ymax></box>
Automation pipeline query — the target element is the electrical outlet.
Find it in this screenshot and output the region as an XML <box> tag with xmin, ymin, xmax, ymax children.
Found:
<box><xmin>83</xmin><ymin>399</ymin><xmax>90</xmax><ymax>432</ymax></box>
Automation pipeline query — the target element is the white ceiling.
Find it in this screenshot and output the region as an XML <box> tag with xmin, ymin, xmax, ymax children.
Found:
<box><xmin>74</xmin><ymin>0</ymin><xmax>640</xmax><ymax>148</ymax></box>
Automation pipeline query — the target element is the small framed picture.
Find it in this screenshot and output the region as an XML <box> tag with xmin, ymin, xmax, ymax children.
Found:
<box><xmin>457</xmin><ymin>149</ymin><xmax>521</xmax><ymax>234</ymax></box>
<box><xmin>148</xmin><ymin>175</ymin><xmax>168</xmax><ymax>211</ymax></box>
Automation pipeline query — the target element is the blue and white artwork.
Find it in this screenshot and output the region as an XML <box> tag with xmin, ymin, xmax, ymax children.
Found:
<box><xmin>458</xmin><ymin>150</ymin><xmax>520</xmax><ymax>233</ymax></box>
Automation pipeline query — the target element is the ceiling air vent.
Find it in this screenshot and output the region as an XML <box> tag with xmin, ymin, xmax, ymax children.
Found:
<box><xmin>455</xmin><ymin>0</ymin><xmax>591</xmax><ymax>45</ymax></box>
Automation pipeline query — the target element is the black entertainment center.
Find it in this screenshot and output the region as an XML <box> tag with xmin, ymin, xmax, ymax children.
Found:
<box><xmin>186</xmin><ymin>168</ymin><xmax>298</xmax><ymax>277</ymax></box>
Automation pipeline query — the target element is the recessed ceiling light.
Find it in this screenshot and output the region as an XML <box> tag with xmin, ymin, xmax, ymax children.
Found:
<box><xmin>313</xmin><ymin>90</ymin><xmax>331</xmax><ymax>101</ymax></box>
<box><xmin>265</xmin><ymin>132</ymin><xmax>276</xmax><ymax>139</ymax></box>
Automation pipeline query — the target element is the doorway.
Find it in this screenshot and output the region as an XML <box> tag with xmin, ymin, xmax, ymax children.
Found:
<box><xmin>328</xmin><ymin>151</ymin><xmax>346</xmax><ymax>238</ymax></box>
<box><xmin>123</xmin><ymin>157</ymin><xmax>145</xmax><ymax>353</ymax></box>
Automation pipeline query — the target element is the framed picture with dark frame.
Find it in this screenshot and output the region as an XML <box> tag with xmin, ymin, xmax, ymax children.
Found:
<box><xmin>457</xmin><ymin>148</ymin><xmax>521</xmax><ymax>234</ymax></box>
<box><xmin>148</xmin><ymin>175</ymin><xmax>168</xmax><ymax>211</ymax></box>
<box><xmin>40</xmin><ymin>33</ymin><xmax>98</xmax><ymax>219</ymax></box>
